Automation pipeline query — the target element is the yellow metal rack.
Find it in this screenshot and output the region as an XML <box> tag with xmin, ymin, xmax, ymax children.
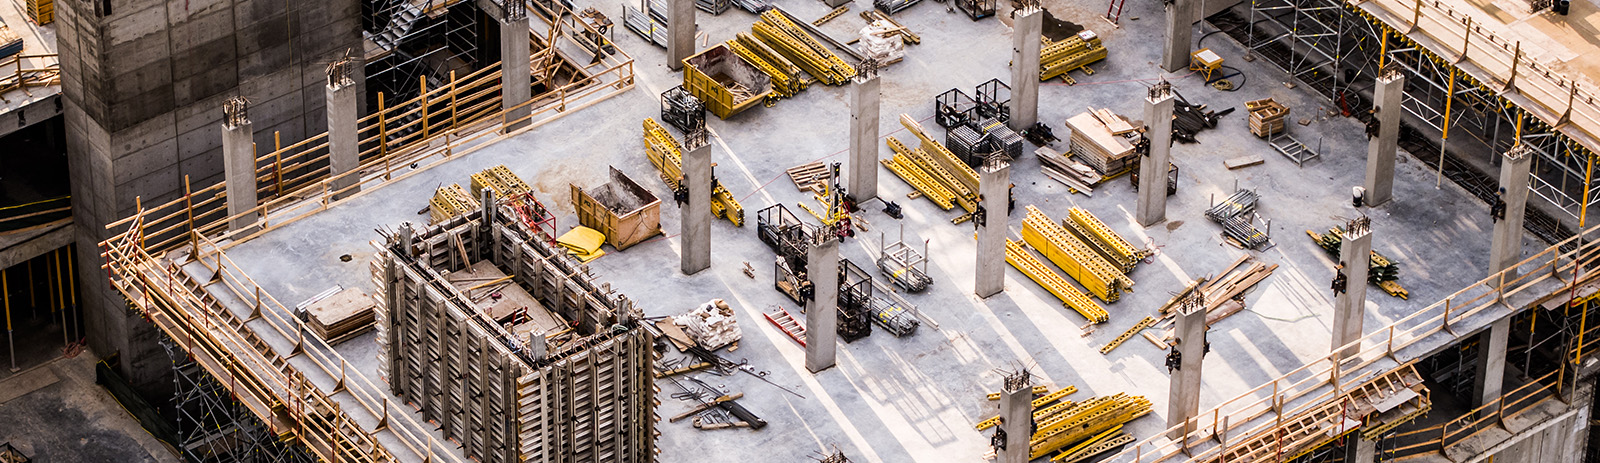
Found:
<box><xmin>752</xmin><ymin>10</ymin><xmax>856</xmax><ymax>85</ymax></box>
<box><xmin>1021</xmin><ymin>206</ymin><xmax>1131</xmax><ymax>303</ymax></box>
<box><xmin>1066</xmin><ymin>207</ymin><xmax>1141</xmax><ymax>273</ymax></box>
<box><xmin>1005</xmin><ymin>239</ymin><xmax>1109</xmax><ymax>323</ymax></box>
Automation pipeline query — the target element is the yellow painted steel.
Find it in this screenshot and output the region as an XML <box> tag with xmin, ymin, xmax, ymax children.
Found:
<box><xmin>986</xmin><ymin>385</ymin><xmax>1049</xmax><ymax>400</ymax></box>
<box><xmin>975</xmin><ymin>386</ymin><xmax>1079</xmax><ymax>431</ymax></box>
<box><xmin>429</xmin><ymin>184</ymin><xmax>479</xmax><ymax>222</ymax></box>
<box><xmin>1098</xmin><ymin>316</ymin><xmax>1156</xmax><ymax>355</ymax></box>
<box><xmin>1039</xmin><ymin>33</ymin><xmax>1107</xmax><ymax>82</ymax></box>
<box><xmin>1032</xmin><ymin>386</ymin><xmax>1077</xmax><ymax>408</ymax></box>
<box><xmin>881</xmin><ymin>156</ymin><xmax>956</xmax><ymax>209</ymax></box>
<box><xmin>900</xmin><ymin>115</ymin><xmax>978</xmax><ymax>192</ymax></box>
<box><xmin>752</xmin><ymin>11</ymin><xmax>855</xmax><ymax>85</ymax></box>
<box><xmin>1005</xmin><ymin>239</ymin><xmax>1109</xmax><ymax>323</ymax></box>
<box><xmin>899</xmin><ymin>139</ymin><xmax>978</xmax><ymax>213</ymax></box>
<box><xmin>1067</xmin><ymin>207</ymin><xmax>1141</xmax><ymax>271</ymax></box>
<box><xmin>1029</xmin><ymin>394</ymin><xmax>1152</xmax><ymax>459</ymax></box>
<box><xmin>1021</xmin><ymin>207</ymin><xmax>1129</xmax><ymax>302</ymax></box>
<box><xmin>643</xmin><ymin>118</ymin><xmax>745</xmax><ymax>226</ymax></box>
<box><xmin>470</xmin><ymin>164</ymin><xmax>533</xmax><ymax>198</ymax></box>
<box><xmin>728</xmin><ymin>37</ymin><xmax>802</xmax><ymax>100</ymax></box>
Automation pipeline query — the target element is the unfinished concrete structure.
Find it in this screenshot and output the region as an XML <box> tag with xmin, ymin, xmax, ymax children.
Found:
<box><xmin>1008</xmin><ymin>6</ymin><xmax>1041</xmax><ymax>132</ymax></box>
<box><xmin>848</xmin><ymin>73</ymin><xmax>880</xmax><ymax>202</ymax></box>
<box><xmin>1136</xmin><ymin>83</ymin><xmax>1174</xmax><ymax>227</ymax></box>
<box><xmin>1330</xmin><ymin>216</ymin><xmax>1371</xmax><ymax>359</ymax></box>
<box><xmin>373</xmin><ymin>209</ymin><xmax>656</xmax><ymax>463</ymax></box>
<box><xmin>974</xmin><ymin>157</ymin><xmax>1010</xmax><ymax>298</ymax></box>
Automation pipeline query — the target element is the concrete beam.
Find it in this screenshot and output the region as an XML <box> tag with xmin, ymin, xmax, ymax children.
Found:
<box><xmin>326</xmin><ymin>78</ymin><xmax>359</xmax><ymax>199</ymax></box>
<box><xmin>680</xmin><ymin>138</ymin><xmax>711</xmax><ymax>275</ymax></box>
<box><xmin>1167</xmin><ymin>300</ymin><xmax>1206</xmax><ymax>441</ymax></box>
<box><xmin>0</xmin><ymin>221</ymin><xmax>75</xmax><ymax>270</ymax></box>
<box><xmin>1162</xmin><ymin>0</ymin><xmax>1196</xmax><ymax>72</ymax></box>
<box><xmin>997</xmin><ymin>381</ymin><xmax>1034</xmax><ymax>463</ymax></box>
<box><xmin>1009</xmin><ymin>7</ymin><xmax>1042</xmax><ymax>131</ymax></box>
<box><xmin>1474</xmin><ymin>317</ymin><xmax>1510</xmax><ymax>414</ymax></box>
<box><xmin>975</xmin><ymin>159</ymin><xmax>1011</xmax><ymax>298</ymax></box>
<box><xmin>1332</xmin><ymin>221</ymin><xmax>1371</xmax><ymax>359</ymax></box>
<box><xmin>222</xmin><ymin>118</ymin><xmax>258</xmax><ymax>232</ymax></box>
<box><xmin>849</xmin><ymin>74</ymin><xmax>881</xmax><ymax>202</ymax></box>
<box><xmin>667</xmin><ymin>0</ymin><xmax>695</xmax><ymax>71</ymax></box>
<box><xmin>1363</xmin><ymin>73</ymin><xmax>1404</xmax><ymax>206</ymax></box>
<box><xmin>1138</xmin><ymin>88</ymin><xmax>1175</xmax><ymax>227</ymax></box>
<box><xmin>500</xmin><ymin>15</ymin><xmax>532</xmax><ymax>132</ymax></box>
<box><xmin>1490</xmin><ymin>146</ymin><xmax>1533</xmax><ymax>278</ymax></box>
<box><xmin>805</xmin><ymin>238</ymin><xmax>840</xmax><ymax>373</ymax></box>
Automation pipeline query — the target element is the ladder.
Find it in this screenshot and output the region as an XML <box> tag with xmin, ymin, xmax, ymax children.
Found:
<box><xmin>763</xmin><ymin>307</ymin><xmax>806</xmax><ymax>347</ymax></box>
<box><xmin>1104</xmin><ymin>0</ymin><xmax>1126</xmax><ymax>25</ymax></box>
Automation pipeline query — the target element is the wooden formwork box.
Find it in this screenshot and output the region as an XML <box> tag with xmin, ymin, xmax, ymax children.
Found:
<box><xmin>571</xmin><ymin>167</ymin><xmax>663</xmax><ymax>251</ymax></box>
<box><xmin>373</xmin><ymin>212</ymin><xmax>657</xmax><ymax>463</ymax></box>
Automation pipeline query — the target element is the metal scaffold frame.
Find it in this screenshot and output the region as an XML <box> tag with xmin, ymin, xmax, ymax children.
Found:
<box><xmin>1233</xmin><ymin>0</ymin><xmax>1600</xmax><ymax>222</ymax></box>
<box><xmin>164</xmin><ymin>336</ymin><xmax>315</xmax><ymax>463</ymax></box>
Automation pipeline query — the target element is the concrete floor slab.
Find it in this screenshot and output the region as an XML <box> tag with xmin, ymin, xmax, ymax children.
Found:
<box><xmin>0</xmin><ymin>356</ymin><xmax>179</xmax><ymax>462</ymax></box>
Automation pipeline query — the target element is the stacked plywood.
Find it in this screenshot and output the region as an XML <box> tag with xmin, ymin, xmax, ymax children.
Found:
<box><xmin>1037</xmin><ymin>147</ymin><xmax>1102</xmax><ymax>196</ymax></box>
<box><xmin>303</xmin><ymin>288</ymin><xmax>376</xmax><ymax>345</ymax></box>
<box><xmin>1065</xmin><ymin>110</ymin><xmax>1137</xmax><ymax>175</ymax></box>
<box><xmin>1247</xmin><ymin>98</ymin><xmax>1289</xmax><ymax>138</ymax></box>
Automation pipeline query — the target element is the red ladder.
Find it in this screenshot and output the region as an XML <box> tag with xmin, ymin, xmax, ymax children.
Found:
<box><xmin>763</xmin><ymin>307</ymin><xmax>807</xmax><ymax>347</ymax></box>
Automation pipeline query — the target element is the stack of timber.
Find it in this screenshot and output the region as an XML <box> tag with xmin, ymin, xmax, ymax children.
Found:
<box><xmin>302</xmin><ymin>287</ymin><xmax>377</xmax><ymax>345</ymax></box>
<box><xmin>1039</xmin><ymin>30</ymin><xmax>1106</xmax><ymax>84</ymax></box>
<box><xmin>860</xmin><ymin>10</ymin><xmax>919</xmax><ymax>44</ymax></box>
<box><xmin>429</xmin><ymin>184</ymin><xmax>480</xmax><ymax>223</ymax></box>
<box><xmin>752</xmin><ymin>10</ymin><xmax>856</xmax><ymax>85</ymax></box>
<box><xmin>1063</xmin><ymin>208</ymin><xmax>1142</xmax><ymax>273</ymax></box>
<box><xmin>1036</xmin><ymin>147</ymin><xmax>1102</xmax><ymax>195</ymax></box>
<box><xmin>470</xmin><ymin>165</ymin><xmax>533</xmax><ymax>198</ymax></box>
<box><xmin>643</xmin><ymin>118</ymin><xmax>746</xmax><ymax>226</ymax></box>
<box><xmin>1021</xmin><ymin>206</ymin><xmax>1133</xmax><ymax>303</ymax></box>
<box><xmin>1006</xmin><ymin>239</ymin><xmax>1108</xmax><ymax>323</ymax></box>
<box><xmin>731</xmin><ymin>32</ymin><xmax>806</xmax><ymax>99</ymax></box>
<box><xmin>1307</xmin><ymin>227</ymin><xmax>1408</xmax><ymax>299</ymax></box>
<box><xmin>1065</xmin><ymin>110</ymin><xmax>1137</xmax><ymax>175</ymax></box>
<box><xmin>1195</xmin><ymin>256</ymin><xmax>1276</xmax><ymax>325</ymax></box>
<box><xmin>994</xmin><ymin>392</ymin><xmax>1152</xmax><ymax>461</ymax></box>
<box><xmin>1246</xmin><ymin>98</ymin><xmax>1289</xmax><ymax>138</ymax></box>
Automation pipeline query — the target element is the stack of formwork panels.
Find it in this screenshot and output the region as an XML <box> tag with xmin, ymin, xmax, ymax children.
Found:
<box><xmin>430</xmin><ymin>184</ymin><xmax>480</xmax><ymax>223</ymax></box>
<box><xmin>372</xmin><ymin>211</ymin><xmax>657</xmax><ymax>463</ymax></box>
<box><xmin>1064</xmin><ymin>111</ymin><xmax>1136</xmax><ymax>175</ymax></box>
<box><xmin>471</xmin><ymin>165</ymin><xmax>533</xmax><ymax>198</ymax></box>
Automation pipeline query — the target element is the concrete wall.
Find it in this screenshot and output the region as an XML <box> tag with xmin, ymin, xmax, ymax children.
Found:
<box><xmin>57</xmin><ymin>0</ymin><xmax>365</xmax><ymax>393</ymax></box>
<box><xmin>1487</xmin><ymin>404</ymin><xmax>1589</xmax><ymax>463</ymax></box>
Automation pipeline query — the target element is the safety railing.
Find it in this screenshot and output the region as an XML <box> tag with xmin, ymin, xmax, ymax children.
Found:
<box><xmin>1350</xmin><ymin>0</ymin><xmax>1600</xmax><ymax>149</ymax></box>
<box><xmin>0</xmin><ymin>195</ymin><xmax>70</xmax><ymax>233</ymax></box>
<box><xmin>0</xmin><ymin>53</ymin><xmax>58</xmax><ymax>95</ymax></box>
<box><xmin>1436</xmin><ymin>368</ymin><xmax>1561</xmax><ymax>449</ymax></box>
<box><xmin>1110</xmin><ymin>220</ymin><xmax>1600</xmax><ymax>463</ymax></box>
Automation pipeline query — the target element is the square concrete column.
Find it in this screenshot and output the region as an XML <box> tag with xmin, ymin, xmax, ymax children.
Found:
<box><xmin>1167</xmin><ymin>295</ymin><xmax>1206</xmax><ymax>441</ymax></box>
<box><xmin>1162</xmin><ymin>0</ymin><xmax>1196</xmax><ymax>72</ymax></box>
<box><xmin>1138</xmin><ymin>84</ymin><xmax>1175</xmax><ymax>227</ymax></box>
<box><xmin>326</xmin><ymin>67</ymin><xmax>360</xmax><ymax>200</ymax></box>
<box><xmin>500</xmin><ymin>14</ymin><xmax>532</xmax><ymax>132</ymax></box>
<box><xmin>849</xmin><ymin>74</ymin><xmax>881</xmax><ymax>202</ymax></box>
<box><xmin>804</xmin><ymin>238</ymin><xmax>840</xmax><ymax>373</ymax></box>
<box><xmin>996</xmin><ymin>372</ymin><xmax>1034</xmax><ymax>463</ymax></box>
<box><xmin>680</xmin><ymin>133</ymin><xmax>712</xmax><ymax>275</ymax></box>
<box><xmin>1473</xmin><ymin>317</ymin><xmax>1511</xmax><ymax>414</ymax></box>
<box><xmin>1009</xmin><ymin>7</ymin><xmax>1043</xmax><ymax>132</ymax></box>
<box><xmin>667</xmin><ymin>0</ymin><xmax>695</xmax><ymax>71</ymax></box>
<box><xmin>1363</xmin><ymin>72</ymin><xmax>1404</xmax><ymax>206</ymax></box>
<box><xmin>1350</xmin><ymin>436</ymin><xmax>1376</xmax><ymax>463</ymax></box>
<box><xmin>1490</xmin><ymin>145</ymin><xmax>1533</xmax><ymax>278</ymax></box>
<box><xmin>1332</xmin><ymin>218</ymin><xmax>1372</xmax><ymax>360</ymax></box>
<box><xmin>221</xmin><ymin>99</ymin><xmax>258</xmax><ymax>233</ymax></box>
<box><xmin>975</xmin><ymin>158</ymin><xmax>1011</xmax><ymax>298</ymax></box>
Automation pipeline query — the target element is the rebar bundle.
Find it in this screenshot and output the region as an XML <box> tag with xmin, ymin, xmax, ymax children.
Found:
<box><xmin>868</xmin><ymin>297</ymin><xmax>919</xmax><ymax>336</ymax></box>
<box><xmin>1220</xmin><ymin>215</ymin><xmax>1270</xmax><ymax>250</ymax></box>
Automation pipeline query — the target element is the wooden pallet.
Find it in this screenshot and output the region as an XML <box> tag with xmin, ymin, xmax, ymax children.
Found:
<box><xmin>763</xmin><ymin>306</ymin><xmax>806</xmax><ymax>347</ymax></box>
<box><xmin>786</xmin><ymin>161</ymin><xmax>828</xmax><ymax>193</ymax></box>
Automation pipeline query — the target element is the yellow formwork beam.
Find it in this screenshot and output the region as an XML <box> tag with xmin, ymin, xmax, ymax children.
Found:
<box><xmin>901</xmin><ymin>141</ymin><xmax>978</xmax><ymax>213</ymax></box>
<box><xmin>643</xmin><ymin>118</ymin><xmax>744</xmax><ymax>226</ymax></box>
<box><xmin>986</xmin><ymin>385</ymin><xmax>1049</xmax><ymax>400</ymax></box>
<box><xmin>899</xmin><ymin>114</ymin><xmax>978</xmax><ymax>191</ymax></box>
<box><xmin>881</xmin><ymin>156</ymin><xmax>955</xmax><ymax>210</ymax></box>
<box><xmin>1068</xmin><ymin>207</ymin><xmax>1141</xmax><ymax>271</ymax></box>
<box><xmin>1021</xmin><ymin>207</ymin><xmax>1130</xmax><ymax>302</ymax></box>
<box><xmin>1005</xmin><ymin>239</ymin><xmax>1109</xmax><ymax>323</ymax></box>
<box><xmin>1099</xmin><ymin>316</ymin><xmax>1156</xmax><ymax>355</ymax></box>
<box><xmin>1029</xmin><ymin>395</ymin><xmax>1152</xmax><ymax>459</ymax></box>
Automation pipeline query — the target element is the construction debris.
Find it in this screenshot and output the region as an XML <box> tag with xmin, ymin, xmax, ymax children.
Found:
<box><xmin>674</xmin><ymin>299</ymin><xmax>743</xmax><ymax>350</ymax></box>
<box><xmin>571</xmin><ymin>167</ymin><xmax>663</xmax><ymax>251</ymax></box>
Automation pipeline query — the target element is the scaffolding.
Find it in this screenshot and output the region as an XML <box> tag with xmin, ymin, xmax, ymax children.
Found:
<box><xmin>164</xmin><ymin>336</ymin><xmax>315</xmax><ymax>463</ymax></box>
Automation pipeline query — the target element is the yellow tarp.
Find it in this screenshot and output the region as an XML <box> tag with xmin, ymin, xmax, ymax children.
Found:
<box><xmin>557</xmin><ymin>226</ymin><xmax>607</xmax><ymax>262</ymax></box>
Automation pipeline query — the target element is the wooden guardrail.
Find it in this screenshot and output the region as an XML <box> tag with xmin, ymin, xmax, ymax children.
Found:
<box><xmin>0</xmin><ymin>53</ymin><xmax>58</xmax><ymax>94</ymax></box>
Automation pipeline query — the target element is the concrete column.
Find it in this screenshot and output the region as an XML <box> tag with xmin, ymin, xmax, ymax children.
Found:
<box><xmin>997</xmin><ymin>381</ymin><xmax>1034</xmax><ymax>463</ymax></box>
<box><xmin>222</xmin><ymin>118</ymin><xmax>258</xmax><ymax>233</ymax></box>
<box><xmin>667</xmin><ymin>0</ymin><xmax>695</xmax><ymax>71</ymax></box>
<box><xmin>1162</xmin><ymin>0</ymin><xmax>1196</xmax><ymax>72</ymax></box>
<box><xmin>1332</xmin><ymin>222</ymin><xmax>1372</xmax><ymax>359</ymax></box>
<box><xmin>1474</xmin><ymin>317</ymin><xmax>1511</xmax><ymax>414</ymax></box>
<box><xmin>1167</xmin><ymin>299</ymin><xmax>1206</xmax><ymax>441</ymax></box>
<box><xmin>1009</xmin><ymin>7</ymin><xmax>1043</xmax><ymax>132</ymax></box>
<box><xmin>680</xmin><ymin>138</ymin><xmax>712</xmax><ymax>275</ymax></box>
<box><xmin>1363</xmin><ymin>73</ymin><xmax>1404</xmax><ymax>206</ymax></box>
<box><xmin>805</xmin><ymin>238</ymin><xmax>840</xmax><ymax>373</ymax></box>
<box><xmin>326</xmin><ymin>77</ymin><xmax>360</xmax><ymax>199</ymax></box>
<box><xmin>1138</xmin><ymin>87</ymin><xmax>1175</xmax><ymax>227</ymax></box>
<box><xmin>1490</xmin><ymin>145</ymin><xmax>1533</xmax><ymax>278</ymax></box>
<box><xmin>1350</xmin><ymin>436</ymin><xmax>1376</xmax><ymax>463</ymax></box>
<box><xmin>849</xmin><ymin>74</ymin><xmax>881</xmax><ymax>202</ymax></box>
<box><xmin>500</xmin><ymin>14</ymin><xmax>532</xmax><ymax>132</ymax></box>
<box><xmin>975</xmin><ymin>159</ymin><xmax>1011</xmax><ymax>298</ymax></box>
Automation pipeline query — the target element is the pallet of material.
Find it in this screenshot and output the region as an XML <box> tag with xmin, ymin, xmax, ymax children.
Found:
<box><xmin>303</xmin><ymin>287</ymin><xmax>377</xmax><ymax>345</ymax></box>
<box><xmin>571</xmin><ymin>167</ymin><xmax>664</xmax><ymax>251</ymax></box>
<box><xmin>1006</xmin><ymin>239</ymin><xmax>1108</xmax><ymax>323</ymax></box>
<box><xmin>1021</xmin><ymin>206</ymin><xmax>1132</xmax><ymax>302</ymax></box>
<box><xmin>1037</xmin><ymin>147</ymin><xmax>1101</xmax><ymax>196</ymax></box>
<box><xmin>470</xmin><ymin>164</ymin><xmax>533</xmax><ymax>199</ymax></box>
<box><xmin>1246</xmin><ymin>98</ymin><xmax>1289</xmax><ymax>138</ymax></box>
<box><xmin>1065</xmin><ymin>111</ymin><xmax>1137</xmax><ymax>175</ymax></box>
<box><xmin>429</xmin><ymin>184</ymin><xmax>480</xmax><ymax>223</ymax></box>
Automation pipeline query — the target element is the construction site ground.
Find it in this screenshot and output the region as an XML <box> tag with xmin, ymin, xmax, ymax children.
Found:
<box><xmin>215</xmin><ymin>0</ymin><xmax>1551</xmax><ymax>460</ymax></box>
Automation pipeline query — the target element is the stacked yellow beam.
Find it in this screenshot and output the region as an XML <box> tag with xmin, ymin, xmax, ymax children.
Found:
<box><xmin>1005</xmin><ymin>239</ymin><xmax>1108</xmax><ymax>323</ymax></box>
<box><xmin>900</xmin><ymin>114</ymin><xmax>978</xmax><ymax>192</ymax></box>
<box><xmin>1040</xmin><ymin>31</ymin><xmax>1107</xmax><ymax>82</ymax></box>
<box><xmin>1065</xmin><ymin>207</ymin><xmax>1141</xmax><ymax>273</ymax></box>
<box><xmin>975</xmin><ymin>386</ymin><xmax>1080</xmax><ymax>430</ymax></box>
<box><xmin>893</xmin><ymin>136</ymin><xmax>977</xmax><ymax>213</ymax></box>
<box><xmin>429</xmin><ymin>184</ymin><xmax>479</xmax><ymax>222</ymax></box>
<box><xmin>642</xmin><ymin>118</ymin><xmax>745</xmax><ymax>226</ymax></box>
<box><xmin>730</xmin><ymin>33</ymin><xmax>805</xmax><ymax>99</ymax></box>
<box><xmin>1021</xmin><ymin>206</ymin><xmax>1132</xmax><ymax>302</ymax></box>
<box><xmin>1028</xmin><ymin>393</ymin><xmax>1152</xmax><ymax>459</ymax></box>
<box><xmin>469</xmin><ymin>164</ymin><xmax>532</xmax><ymax>198</ymax></box>
<box><xmin>752</xmin><ymin>10</ymin><xmax>856</xmax><ymax>85</ymax></box>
